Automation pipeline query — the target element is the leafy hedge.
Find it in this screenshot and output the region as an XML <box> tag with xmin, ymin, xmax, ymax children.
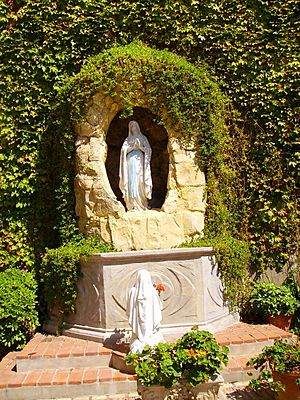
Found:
<box><xmin>39</xmin><ymin>236</ymin><xmax>115</xmax><ymax>318</ymax></box>
<box><xmin>0</xmin><ymin>1</ymin><xmax>298</xmax><ymax>276</ymax></box>
<box><xmin>0</xmin><ymin>269</ymin><xmax>39</xmax><ymax>356</ymax></box>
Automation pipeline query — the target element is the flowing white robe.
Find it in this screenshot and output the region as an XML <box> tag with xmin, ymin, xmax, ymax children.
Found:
<box><xmin>126</xmin><ymin>269</ymin><xmax>164</xmax><ymax>353</ymax></box>
<box><xmin>119</xmin><ymin>121</ymin><xmax>152</xmax><ymax>211</ymax></box>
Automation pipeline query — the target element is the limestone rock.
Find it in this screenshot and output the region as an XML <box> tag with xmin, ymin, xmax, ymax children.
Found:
<box><xmin>74</xmin><ymin>90</ymin><xmax>206</xmax><ymax>250</ymax></box>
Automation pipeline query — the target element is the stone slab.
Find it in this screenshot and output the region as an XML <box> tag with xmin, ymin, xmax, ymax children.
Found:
<box><xmin>0</xmin><ymin>382</ymin><xmax>137</xmax><ymax>400</ymax></box>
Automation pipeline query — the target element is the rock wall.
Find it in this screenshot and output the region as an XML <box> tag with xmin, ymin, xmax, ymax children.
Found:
<box><xmin>74</xmin><ymin>92</ymin><xmax>206</xmax><ymax>250</ymax></box>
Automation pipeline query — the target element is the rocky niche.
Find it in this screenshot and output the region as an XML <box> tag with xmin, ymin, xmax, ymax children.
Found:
<box><xmin>75</xmin><ymin>101</ymin><xmax>205</xmax><ymax>251</ymax></box>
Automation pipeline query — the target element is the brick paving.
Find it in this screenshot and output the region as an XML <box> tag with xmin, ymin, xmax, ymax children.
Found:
<box><xmin>214</xmin><ymin>322</ymin><xmax>291</xmax><ymax>344</ymax></box>
<box><xmin>0</xmin><ymin>323</ymin><xmax>290</xmax><ymax>399</ymax></box>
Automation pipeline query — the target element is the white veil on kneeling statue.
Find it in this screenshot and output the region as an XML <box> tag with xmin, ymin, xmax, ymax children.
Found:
<box><xmin>126</xmin><ymin>269</ymin><xmax>165</xmax><ymax>353</ymax></box>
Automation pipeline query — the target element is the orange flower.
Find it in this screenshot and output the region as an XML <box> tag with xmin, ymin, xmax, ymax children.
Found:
<box><xmin>187</xmin><ymin>349</ymin><xmax>195</xmax><ymax>355</ymax></box>
<box><xmin>156</xmin><ymin>283</ymin><xmax>165</xmax><ymax>292</ymax></box>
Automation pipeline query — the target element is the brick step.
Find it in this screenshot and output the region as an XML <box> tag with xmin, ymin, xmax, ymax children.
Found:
<box><xmin>15</xmin><ymin>333</ymin><xmax>112</xmax><ymax>372</ymax></box>
<box><xmin>15</xmin><ymin>324</ymin><xmax>292</xmax><ymax>372</ymax></box>
<box><xmin>214</xmin><ymin>322</ymin><xmax>291</xmax><ymax>355</ymax></box>
<box><xmin>0</xmin><ymin>323</ymin><xmax>292</xmax><ymax>399</ymax></box>
<box><xmin>0</xmin><ymin>365</ymin><xmax>137</xmax><ymax>400</ymax></box>
<box><xmin>223</xmin><ymin>355</ymin><xmax>259</xmax><ymax>383</ymax></box>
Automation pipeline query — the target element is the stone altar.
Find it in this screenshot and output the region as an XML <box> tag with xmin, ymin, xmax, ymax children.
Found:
<box><xmin>44</xmin><ymin>247</ymin><xmax>238</xmax><ymax>343</ymax></box>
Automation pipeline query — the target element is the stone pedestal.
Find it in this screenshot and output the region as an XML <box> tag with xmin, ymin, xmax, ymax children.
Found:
<box><xmin>44</xmin><ymin>247</ymin><xmax>238</xmax><ymax>343</ymax></box>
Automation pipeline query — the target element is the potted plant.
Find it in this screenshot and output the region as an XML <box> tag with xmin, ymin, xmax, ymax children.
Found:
<box><xmin>249</xmin><ymin>282</ymin><xmax>300</xmax><ymax>330</ymax></box>
<box><xmin>125</xmin><ymin>327</ymin><xmax>228</xmax><ymax>400</ymax></box>
<box><xmin>247</xmin><ymin>337</ymin><xmax>300</xmax><ymax>399</ymax></box>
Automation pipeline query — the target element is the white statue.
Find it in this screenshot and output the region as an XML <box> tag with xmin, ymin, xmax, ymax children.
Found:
<box><xmin>126</xmin><ymin>269</ymin><xmax>165</xmax><ymax>353</ymax></box>
<box><xmin>119</xmin><ymin>121</ymin><xmax>152</xmax><ymax>211</ymax></box>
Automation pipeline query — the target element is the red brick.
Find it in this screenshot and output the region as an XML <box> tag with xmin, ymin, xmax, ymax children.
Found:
<box><xmin>56</xmin><ymin>339</ymin><xmax>77</xmax><ymax>358</ymax></box>
<box><xmin>83</xmin><ymin>367</ymin><xmax>99</xmax><ymax>383</ymax></box>
<box><xmin>68</xmin><ymin>368</ymin><xmax>85</xmax><ymax>384</ymax></box>
<box><xmin>230</xmin><ymin>337</ymin><xmax>243</xmax><ymax>345</ymax></box>
<box><xmin>99</xmin><ymin>345</ymin><xmax>112</xmax><ymax>355</ymax></box>
<box><xmin>52</xmin><ymin>369</ymin><xmax>69</xmax><ymax>385</ymax></box>
<box><xmin>22</xmin><ymin>370</ymin><xmax>42</xmax><ymax>387</ymax></box>
<box><xmin>30</xmin><ymin>342</ymin><xmax>49</xmax><ymax>359</ymax></box>
<box><xmin>113</xmin><ymin>370</ymin><xmax>128</xmax><ymax>382</ymax></box>
<box><xmin>99</xmin><ymin>367</ymin><xmax>113</xmax><ymax>382</ymax></box>
<box><xmin>37</xmin><ymin>369</ymin><xmax>56</xmax><ymax>386</ymax></box>
<box><xmin>7</xmin><ymin>372</ymin><xmax>27</xmax><ymax>388</ymax></box>
<box><xmin>127</xmin><ymin>374</ymin><xmax>138</xmax><ymax>381</ymax></box>
<box><xmin>0</xmin><ymin>352</ymin><xmax>17</xmax><ymax>370</ymax></box>
<box><xmin>43</xmin><ymin>340</ymin><xmax>64</xmax><ymax>358</ymax></box>
<box><xmin>70</xmin><ymin>342</ymin><xmax>87</xmax><ymax>357</ymax></box>
<box><xmin>0</xmin><ymin>372</ymin><xmax>15</xmax><ymax>388</ymax></box>
<box><xmin>227</xmin><ymin>358</ymin><xmax>241</xmax><ymax>370</ymax></box>
<box><xmin>85</xmin><ymin>341</ymin><xmax>100</xmax><ymax>356</ymax></box>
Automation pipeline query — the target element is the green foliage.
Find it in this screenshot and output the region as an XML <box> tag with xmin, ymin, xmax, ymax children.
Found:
<box><xmin>284</xmin><ymin>269</ymin><xmax>300</xmax><ymax>331</ymax></box>
<box><xmin>0</xmin><ymin>220</ymin><xmax>35</xmax><ymax>271</ymax></box>
<box><xmin>39</xmin><ymin>235</ymin><xmax>115</xmax><ymax>318</ymax></box>
<box><xmin>126</xmin><ymin>327</ymin><xmax>228</xmax><ymax>388</ymax></box>
<box><xmin>249</xmin><ymin>282</ymin><xmax>300</xmax><ymax>317</ymax></box>
<box><xmin>182</xmin><ymin>235</ymin><xmax>251</xmax><ymax>311</ymax></box>
<box><xmin>0</xmin><ymin>0</ymin><xmax>298</xmax><ymax>279</ymax></box>
<box><xmin>248</xmin><ymin>338</ymin><xmax>300</xmax><ymax>393</ymax></box>
<box><xmin>0</xmin><ymin>269</ymin><xmax>39</xmax><ymax>357</ymax></box>
<box><xmin>66</xmin><ymin>41</ymin><xmax>238</xmax><ymax>217</ymax></box>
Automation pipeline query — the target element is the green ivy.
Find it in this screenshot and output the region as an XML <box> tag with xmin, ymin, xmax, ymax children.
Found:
<box><xmin>39</xmin><ymin>235</ymin><xmax>115</xmax><ymax>318</ymax></box>
<box><xmin>0</xmin><ymin>1</ymin><xmax>298</xmax><ymax>281</ymax></box>
<box><xmin>181</xmin><ymin>235</ymin><xmax>251</xmax><ymax>311</ymax></box>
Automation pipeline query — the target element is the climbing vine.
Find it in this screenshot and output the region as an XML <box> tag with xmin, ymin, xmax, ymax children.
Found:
<box><xmin>0</xmin><ymin>0</ymin><xmax>298</xmax><ymax>275</ymax></box>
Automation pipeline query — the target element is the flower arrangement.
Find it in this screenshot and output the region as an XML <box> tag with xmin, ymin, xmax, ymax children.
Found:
<box><xmin>125</xmin><ymin>327</ymin><xmax>228</xmax><ymax>388</ymax></box>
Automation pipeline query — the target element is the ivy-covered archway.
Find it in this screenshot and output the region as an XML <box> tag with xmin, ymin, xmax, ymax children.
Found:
<box><xmin>59</xmin><ymin>42</ymin><xmax>249</xmax><ymax>306</ymax></box>
<box><xmin>66</xmin><ymin>43</ymin><xmax>227</xmax><ymax>241</ymax></box>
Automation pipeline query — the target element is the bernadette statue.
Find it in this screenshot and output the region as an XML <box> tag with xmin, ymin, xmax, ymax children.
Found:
<box><xmin>119</xmin><ymin>121</ymin><xmax>152</xmax><ymax>211</ymax></box>
<box><xmin>127</xmin><ymin>269</ymin><xmax>165</xmax><ymax>353</ymax></box>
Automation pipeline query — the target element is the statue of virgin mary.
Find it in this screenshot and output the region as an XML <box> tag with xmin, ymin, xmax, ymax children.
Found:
<box><xmin>119</xmin><ymin>121</ymin><xmax>152</xmax><ymax>211</ymax></box>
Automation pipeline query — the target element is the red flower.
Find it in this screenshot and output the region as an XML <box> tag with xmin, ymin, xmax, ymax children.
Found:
<box><xmin>156</xmin><ymin>283</ymin><xmax>165</xmax><ymax>292</ymax></box>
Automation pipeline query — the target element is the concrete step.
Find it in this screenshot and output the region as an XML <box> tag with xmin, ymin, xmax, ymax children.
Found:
<box><xmin>0</xmin><ymin>365</ymin><xmax>137</xmax><ymax>400</ymax></box>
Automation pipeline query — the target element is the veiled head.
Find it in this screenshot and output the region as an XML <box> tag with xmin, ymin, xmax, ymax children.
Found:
<box><xmin>135</xmin><ymin>269</ymin><xmax>153</xmax><ymax>298</ymax></box>
<box><xmin>128</xmin><ymin>120</ymin><xmax>141</xmax><ymax>136</ymax></box>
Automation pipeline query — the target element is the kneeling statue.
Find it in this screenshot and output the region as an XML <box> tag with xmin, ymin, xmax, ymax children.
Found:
<box><xmin>127</xmin><ymin>269</ymin><xmax>165</xmax><ymax>353</ymax></box>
